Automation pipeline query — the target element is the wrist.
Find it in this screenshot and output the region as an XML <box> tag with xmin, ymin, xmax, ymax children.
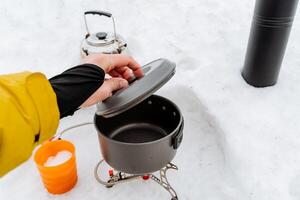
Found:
<box><xmin>82</xmin><ymin>54</ymin><xmax>111</xmax><ymax>72</ymax></box>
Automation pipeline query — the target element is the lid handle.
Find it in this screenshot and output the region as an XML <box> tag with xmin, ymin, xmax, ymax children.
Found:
<box><xmin>84</xmin><ymin>10</ymin><xmax>117</xmax><ymax>41</ymax></box>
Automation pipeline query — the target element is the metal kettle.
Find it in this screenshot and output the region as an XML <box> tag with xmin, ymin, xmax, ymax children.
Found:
<box><xmin>80</xmin><ymin>11</ymin><xmax>128</xmax><ymax>57</ymax></box>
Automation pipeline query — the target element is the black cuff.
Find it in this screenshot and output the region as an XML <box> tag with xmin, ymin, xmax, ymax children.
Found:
<box><xmin>49</xmin><ymin>64</ymin><xmax>105</xmax><ymax>118</ymax></box>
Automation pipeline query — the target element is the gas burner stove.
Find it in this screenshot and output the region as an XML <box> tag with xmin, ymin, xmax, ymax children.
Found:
<box><xmin>94</xmin><ymin>159</ymin><xmax>179</xmax><ymax>200</ymax></box>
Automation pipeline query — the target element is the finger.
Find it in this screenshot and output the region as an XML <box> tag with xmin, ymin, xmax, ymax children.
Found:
<box><xmin>115</xmin><ymin>67</ymin><xmax>133</xmax><ymax>80</ymax></box>
<box><xmin>106</xmin><ymin>77</ymin><xmax>129</xmax><ymax>93</ymax></box>
<box><xmin>126</xmin><ymin>57</ymin><xmax>144</xmax><ymax>78</ymax></box>
<box><xmin>110</xmin><ymin>54</ymin><xmax>144</xmax><ymax>78</ymax></box>
<box><xmin>109</xmin><ymin>69</ymin><xmax>122</xmax><ymax>78</ymax></box>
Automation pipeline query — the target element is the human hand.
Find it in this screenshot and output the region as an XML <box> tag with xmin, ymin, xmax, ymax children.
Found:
<box><xmin>80</xmin><ymin>54</ymin><xmax>143</xmax><ymax>107</ymax></box>
<box><xmin>83</xmin><ymin>54</ymin><xmax>144</xmax><ymax>79</ymax></box>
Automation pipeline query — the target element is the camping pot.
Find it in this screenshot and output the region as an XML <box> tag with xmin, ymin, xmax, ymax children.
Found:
<box><xmin>80</xmin><ymin>10</ymin><xmax>128</xmax><ymax>58</ymax></box>
<box><xmin>94</xmin><ymin>59</ymin><xmax>184</xmax><ymax>174</ymax></box>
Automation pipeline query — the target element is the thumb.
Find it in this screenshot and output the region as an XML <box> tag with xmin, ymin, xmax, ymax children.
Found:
<box><xmin>106</xmin><ymin>77</ymin><xmax>129</xmax><ymax>93</ymax></box>
<box><xmin>80</xmin><ymin>78</ymin><xmax>128</xmax><ymax>108</ymax></box>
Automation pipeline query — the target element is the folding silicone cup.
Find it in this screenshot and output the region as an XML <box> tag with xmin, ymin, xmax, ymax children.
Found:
<box><xmin>34</xmin><ymin>139</ymin><xmax>78</xmax><ymax>194</ymax></box>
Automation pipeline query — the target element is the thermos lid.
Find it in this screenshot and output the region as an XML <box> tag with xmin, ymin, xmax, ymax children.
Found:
<box><xmin>96</xmin><ymin>58</ymin><xmax>176</xmax><ymax>117</ymax></box>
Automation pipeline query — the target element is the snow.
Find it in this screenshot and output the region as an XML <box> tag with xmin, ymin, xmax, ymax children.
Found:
<box><xmin>0</xmin><ymin>0</ymin><xmax>300</xmax><ymax>199</ymax></box>
<box><xmin>44</xmin><ymin>151</ymin><xmax>72</xmax><ymax>167</ymax></box>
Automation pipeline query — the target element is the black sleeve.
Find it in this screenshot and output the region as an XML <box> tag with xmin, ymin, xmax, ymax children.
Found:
<box><xmin>49</xmin><ymin>64</ymin><xmax>105</xmax><ymax>118</ymax></box>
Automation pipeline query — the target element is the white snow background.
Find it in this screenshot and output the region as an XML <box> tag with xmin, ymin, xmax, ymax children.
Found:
<box><xmin>0</xmin><ymin>0</ymin><xmax>300</xmax><ymax>199</ymax></box>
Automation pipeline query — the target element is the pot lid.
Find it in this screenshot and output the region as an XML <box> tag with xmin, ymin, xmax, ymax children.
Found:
<box><xmin>96</xmin><ymin>58</ymin><xmax>176</xmax><ymax>117</ymax></box>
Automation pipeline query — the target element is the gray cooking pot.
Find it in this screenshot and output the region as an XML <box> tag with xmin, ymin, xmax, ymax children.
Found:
<box><xmin>94</xmin><ymin>59</ymin><xmax>184</xmax><ymax>174</ymax></box>
<box><xmin>95</xmin><ymin>95</ymin><xmax>183</xmax><ymax>174</ymax></box>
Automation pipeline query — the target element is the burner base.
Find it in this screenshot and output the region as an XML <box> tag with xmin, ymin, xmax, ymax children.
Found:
<box><xmin>94</xmin><ymin>160</ymin><xmax>179</xmax><ymax>200</ymax></box>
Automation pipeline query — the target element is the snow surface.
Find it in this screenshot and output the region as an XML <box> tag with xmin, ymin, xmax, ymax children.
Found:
<box><xmin>44</xmin><ymin>151</ymin><xmax>72</xmax><ymax>167</ymax></box>
<box><xmin>0</xmin><ymin>0</ymin><xmax>300</xmax><ymax>199</ymax></box>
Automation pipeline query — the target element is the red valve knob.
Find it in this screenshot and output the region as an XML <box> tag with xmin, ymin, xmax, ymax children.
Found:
<box><xmin>142</xmin><ymin>175</ymin><xmax>150</xmax><ymax>180</ymax></box>
<box><xmin>108</xmin><ymin>169</ymin><xmax>114</xmax><ymax>177</ymax></box>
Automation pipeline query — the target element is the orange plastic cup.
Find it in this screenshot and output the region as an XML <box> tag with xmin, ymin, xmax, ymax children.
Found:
<box><xmin>34</xmin><ymin>139</ymin><xmax>78</xmax><ymax>194</ymax></box>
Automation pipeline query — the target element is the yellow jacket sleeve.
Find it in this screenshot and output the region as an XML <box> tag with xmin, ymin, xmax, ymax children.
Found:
<box><xmin>0</xmin><ymin>72</ymin><xmax>60</xmax><ymax>177</ymax></box>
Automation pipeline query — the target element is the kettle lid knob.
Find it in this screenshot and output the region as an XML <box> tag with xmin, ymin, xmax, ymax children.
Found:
<box><xmin>96</xmin><ymin>32</ymin><xmax>107</xmax><ymax>40</ymax></box>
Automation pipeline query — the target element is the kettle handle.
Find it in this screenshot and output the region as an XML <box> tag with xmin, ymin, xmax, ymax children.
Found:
<box><xmin>84</xmin><ymin>10</ymin><xmax>112</xmax><ymax>18</ymax></box>
<box><xmin>83</xmin><ymin>10</ymin><xmax>117</xmax><ymax>40</ymax></box>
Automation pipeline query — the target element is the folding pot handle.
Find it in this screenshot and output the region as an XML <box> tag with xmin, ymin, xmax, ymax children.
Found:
<box><xmin>172</xmin><ymin>119</ymin><xmax>184</xmax><ymax>150</ymax></box>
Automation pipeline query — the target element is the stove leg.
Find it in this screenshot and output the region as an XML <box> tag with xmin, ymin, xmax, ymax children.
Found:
<box><xmin>94</xmin><ymin>159</ymin><xmax>116</xmax><ymax>188</ymax></box>
<box><xmin>151</xmin><ymin>163</ymin><xmax>178</xmax><ymax>200</ymax></box>
<box><xmin>94</xmin><ymin>159</ymin><xmax>141</xmax><ymax>187</ymax></box>
<box><xmin>95</xmin><ymin>160</ymin><xmax>179</xmax><ymax>199</ymax></box>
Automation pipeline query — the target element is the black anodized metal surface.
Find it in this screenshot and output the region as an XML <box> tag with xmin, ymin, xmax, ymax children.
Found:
<box><xmin>94</xmin><ymin>95</ymin><xmax>184</xmax><ymax>174</ymax></box>
<box><xmin>242</xmin><ymin>0</ymin><xmax>299</xmax><ymax>87</ymax></box>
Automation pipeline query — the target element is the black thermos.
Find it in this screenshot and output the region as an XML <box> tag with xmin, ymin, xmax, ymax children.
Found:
<box><xmin>242</xmin><ymin>0</ymin><xmax>299</xmax><ymax>87</ymax></box>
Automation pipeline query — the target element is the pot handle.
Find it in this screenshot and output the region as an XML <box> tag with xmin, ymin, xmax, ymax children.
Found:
<box><xmin>83</xmin><ymin>10</ymin><xmax>117</xmax><ymax>40</ymax></box>
<box><xmin>50</xmin><ymin>122</ymin><xmax>94</xmax><ymax>141</ymax></box>
<box><xmin>172</xmin><ymin>119</ymin><xmax>184</xmax><ymax>150</ymax></box>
